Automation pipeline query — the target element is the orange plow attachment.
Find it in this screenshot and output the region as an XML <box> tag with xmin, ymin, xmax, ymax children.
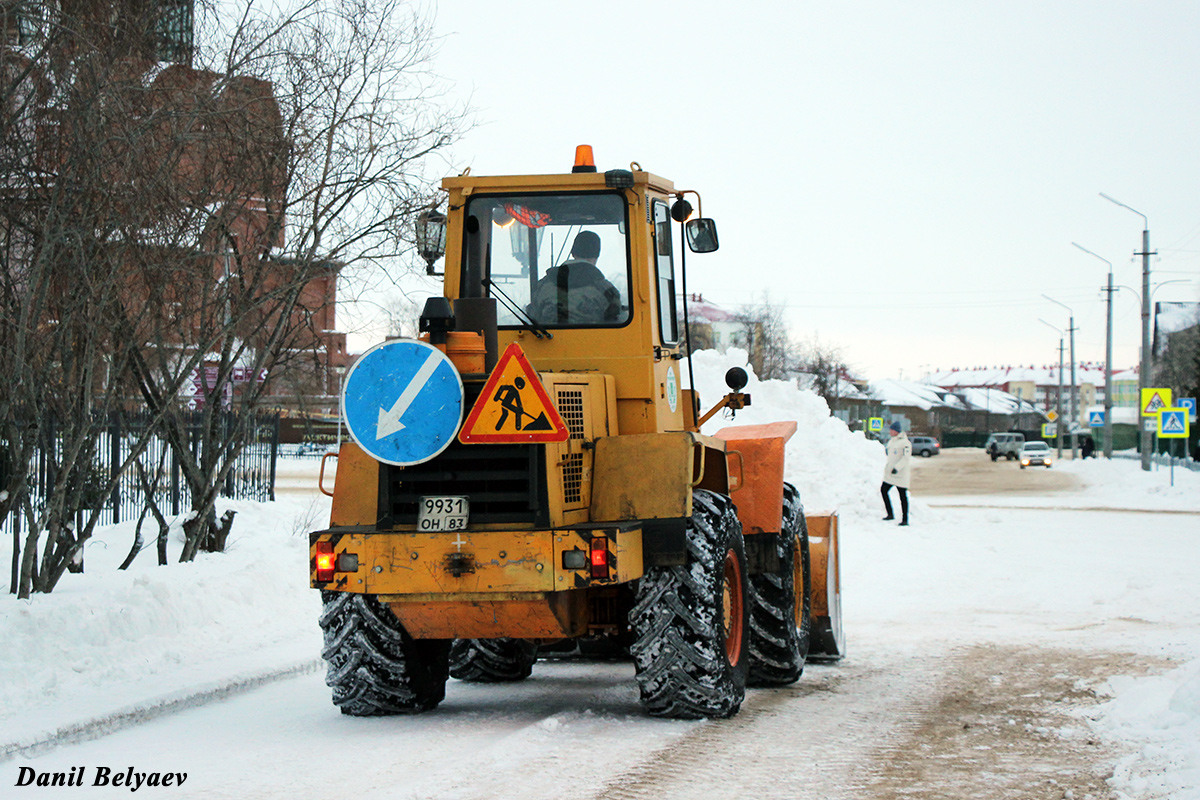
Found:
<box><xmin>805</xmin><ymin>512</ymin><xmax>844</xmax><ymax>660</ymax></box>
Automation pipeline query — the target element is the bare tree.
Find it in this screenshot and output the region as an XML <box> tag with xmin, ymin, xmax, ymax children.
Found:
<box><xmin>1155</xmin><ymin>321</ymin><xmax>1200</xmax><ymax>402</ymax></box>
<box><xmin>2</xmin><ymin>0</ymin><xmax>469</xmax><ymax>592</ymax></box>
<box><xmin>0</xmin><ymin>18</ymin><xmax>179</xmax><ymax>595</ymax></box>
<box><xmin>731</xmin><ymin>294</ymin><xmax>797</xmax><ymax>380</ymax></box>
<box><xmin>122</xmin><ymin>0</ymin><xmax>469</xmax><ymax>561</ymax></box>
<box><xmin>795</xmin><ymin>336</ymin><xmax>851</xmax><ymax>409</ymax></box>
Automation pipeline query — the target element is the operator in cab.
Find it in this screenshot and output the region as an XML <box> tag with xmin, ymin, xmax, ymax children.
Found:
<box><xmin>527</xmin><ymin>231</ymin><xmax>621</xmax><ymax>325</ymax></box>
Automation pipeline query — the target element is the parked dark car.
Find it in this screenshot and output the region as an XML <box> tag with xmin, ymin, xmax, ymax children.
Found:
<box><xmin>911</xmin><ymin>436</ymin><xmax>940</xmax><ymax>457</ymax></box>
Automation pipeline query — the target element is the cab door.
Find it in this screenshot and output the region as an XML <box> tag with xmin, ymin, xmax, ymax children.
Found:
<box><xmin>651</xmin><ymin>199</ymin><xmax>684</xmax><ymax>431</ymax></box>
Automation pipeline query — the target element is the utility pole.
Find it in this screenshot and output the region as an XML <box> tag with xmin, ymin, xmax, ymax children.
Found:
<box><xmin>1101</xmin><ymin>193</ymin><xmax>1155</xmax><ymax>471</ymax></box>
<box><xmin>1057</xmin><ymin>339</ymin><xmax>1065</xmax><ymax>460</ymax></box>
<box><xmin>1104</xmin><ymin>269</ymin><xmax>1114</xmax><ymax>458</ymax></box>
<box><xmin>1137</xmin><ymin>227</ymin><xmax>1155</xmax><ymax>471</ymax></box>
<box><xmin>1069</xmin><ymin>316</ymin><xmax>1077</xmax><ymax>459</ymax></box>
<box><xmin>1043</xmin><ymin>296</ymin><xmax>1077</xmax><ymax>459</ymax></box>
<box><xmin>1040</xmin><ymin>318</ymin><xmax>1065</xmax><ymax>459</ymax></box>
<box><xmin>1072</xmin><ymin>242</ymin><xmax>1115</xmax><ymax>459</ymax></box>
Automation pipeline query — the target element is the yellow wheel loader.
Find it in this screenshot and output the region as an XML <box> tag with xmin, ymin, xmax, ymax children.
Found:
<box><xmin>310</xmin><ymin>147</ymin><xmax>843</xmax><ymax>719</ymax></box>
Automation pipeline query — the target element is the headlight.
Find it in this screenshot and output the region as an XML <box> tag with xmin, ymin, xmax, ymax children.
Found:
<box><xmin>1021</xmin><ymin>459</ymin><xmax>1030</xmax><ymax>465</ymax></box>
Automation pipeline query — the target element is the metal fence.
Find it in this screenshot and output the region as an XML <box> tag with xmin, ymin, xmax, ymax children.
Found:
<box><xmin>3</xmin><ymin>411</ymin><xmax>279</xmax><ymax>538</ymax></box>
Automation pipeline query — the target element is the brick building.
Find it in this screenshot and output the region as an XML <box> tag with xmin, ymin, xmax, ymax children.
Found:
<box><xmin>2</xmin><ymin>0</ymin><xmax>346</xmax><ymax>413</ymax></box>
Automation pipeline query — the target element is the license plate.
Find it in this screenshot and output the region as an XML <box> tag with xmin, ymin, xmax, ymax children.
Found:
<box><xmin>418</xmin><ymin>496</ymin><xmax>469</xmax><ymax>532</ymax></box>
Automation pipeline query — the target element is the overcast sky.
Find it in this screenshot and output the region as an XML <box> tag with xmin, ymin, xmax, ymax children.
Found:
<box><xmin>380</xmin><ymin>0</ymin><xmax>1200</xmax><ymax>381</ymax></box>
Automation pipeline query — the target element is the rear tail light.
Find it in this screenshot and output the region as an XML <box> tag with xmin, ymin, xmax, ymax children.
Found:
<box><xmin>589</xmin><ymin>539</ymin><xmax>609</xmax><ymax>579</ymax></box>
<box><xmin>315</xmin><ymin>541</ymin><xmax>335</xmax><ymax>582</ymax></box>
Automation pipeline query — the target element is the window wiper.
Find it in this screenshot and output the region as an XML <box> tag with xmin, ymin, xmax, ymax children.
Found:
<box><xmin>483</xmin><ymin>278</ymin><xmax>553</xmax><ymax>339</ymax></box>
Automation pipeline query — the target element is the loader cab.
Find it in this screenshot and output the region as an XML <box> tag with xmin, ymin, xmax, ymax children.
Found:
<box><xmin>441</xmin><ymin>150</ymin><xmax>711</xmax><ymax>435</ymax></box>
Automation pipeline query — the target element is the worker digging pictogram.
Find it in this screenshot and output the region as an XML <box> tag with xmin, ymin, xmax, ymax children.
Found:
<box><xmin>492</xmin><ymin>376</ymin><xmax>553</xmax><ymax>432</ymax></box>
<box><xmin>459</xmin><ymin>342</ymin><xmax>568</xmax><ymax>443</ymax></box>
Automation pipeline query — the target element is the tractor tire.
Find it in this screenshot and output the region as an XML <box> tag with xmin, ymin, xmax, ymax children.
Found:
<box><xmin>747</xmin><ymin>483</ymin><xmax>812</xmax><ymax>687</ymax></box>
<box><xmin>319</xmin><ymin>591</ymin><xmax>451</xmax><ymax>716</ymax></box>
<box><xmin>449</xmin><ymin>638</ymin><xmax>538</xmax><ymax>682</ymax></box>
<box><xmin>630</xmin><ymin>489</ymin><xmax>749</xmax><ymax>719</ymax></box>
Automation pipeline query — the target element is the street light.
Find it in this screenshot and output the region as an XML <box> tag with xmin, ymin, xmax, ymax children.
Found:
<box><xmin>415</xmin><ymin>207</ymin><xmax>448</xmax><ymax>275</ymax></box>
<box><xmin>1072</xmin><ymin>242</ymin><xmax>1114</xmax><ymax>459</ymax></box>
<box><xmin>1042</xmin><ymin>295</ymin><xmax>1078</xmax><ymax>459</ymax></box>
<box><xmin>1100</xmin><ymin>192</ymin><xmax>1154</xmax><ymax>471</ymax></box>
<box><xmin>1039</xmin><ymin>318</ymin><xmax>1066</xmax><ymax>460</ymax></box>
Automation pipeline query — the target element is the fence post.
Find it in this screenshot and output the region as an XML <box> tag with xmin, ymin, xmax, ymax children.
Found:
<box><xmin>269</xmin><ymin>414</ymin><xmax>279</xmax><ymax>502</ymax></box>
<box><xmin>223</xmin><ymin>411</ymin><xmax>235</xmax><ymax>498</ymax></box>
<box><xmin>109</xmin><ymin>413</ymin><xmax>121</xmax><ymax>524</ymax></box>
<box><xmin>171</xmin><ymin>438</ymin><xmax>180</xmax><ymax>516</ymax></box>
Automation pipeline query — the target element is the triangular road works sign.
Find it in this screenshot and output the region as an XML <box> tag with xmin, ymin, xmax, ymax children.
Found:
<box><xmin>1141</xmin><ymin>388</ymin><xmax>1172</xmax><ymax>417</ymax></box>
<box><xmin>459</xmin><ymin>342</ymin><xmax>569</xmax><ymax>444</ymax></box>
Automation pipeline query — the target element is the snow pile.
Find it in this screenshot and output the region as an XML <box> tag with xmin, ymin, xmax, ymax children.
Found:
<box><xmin>1056</xmin><ymin>456</ymin><xmax>1200</xmax><ymax>512</ymax></box>
<box><xmin>684</xmin><ymin>348</ymin><xmax>884</xmax><ymax>520</ymax></box>
<box><xmin>0</xmin><ymin>495</ymin><xmax>328</xmax><ymax>750</ymax></box>
<box><xmin>1101</xmin><ymin>662</ymin><xmax>1200</xmax><ymax>799</ymax></box>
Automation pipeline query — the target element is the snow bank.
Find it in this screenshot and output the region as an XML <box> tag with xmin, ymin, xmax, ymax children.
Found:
<box><xmin>0</xmin><ymin>493</ymin><xmax>328</xmax><ymax>750</ymax></box>
<box><xmin>684</xmin><ymin>348</ymin><xmax>885</xmax><ymax>520</ymax></box>
<box><xmin>1101</xmin><ymin>661</ymin><xmax>1200</xmax><ymax>799</ymax></box>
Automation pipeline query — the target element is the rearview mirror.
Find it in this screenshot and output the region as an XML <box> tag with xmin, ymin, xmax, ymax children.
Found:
<box><xmin>685</xmin><ymin>218</ymin><xmax>719</xmax><ymax>253</ymax></box>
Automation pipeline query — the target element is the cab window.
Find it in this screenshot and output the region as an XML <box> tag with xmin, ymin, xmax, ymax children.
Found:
<box><xmin>652</xmin><ymin>201</ymin><xmax>678</xmax><ymax>344</ymax></box>
<box><xmin>463</xmin><ymin>192</ymin><xmax>631</xmax><ymax>328</ymax></box>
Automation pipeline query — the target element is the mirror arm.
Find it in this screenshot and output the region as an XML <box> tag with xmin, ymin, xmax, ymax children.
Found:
<box><xmin>696</xmin><ymin>392</ymin><xmax>752</xmax><ymax>428</ymax></box>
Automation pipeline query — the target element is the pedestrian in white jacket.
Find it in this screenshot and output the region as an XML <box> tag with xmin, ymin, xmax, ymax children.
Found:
<box><xmin>882</xmin><ymin>421</ymin><xmax>911</xmax><ymax>526</ymax></box>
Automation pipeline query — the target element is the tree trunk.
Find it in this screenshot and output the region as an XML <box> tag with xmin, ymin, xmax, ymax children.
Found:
<box><xmin>214</xmin><ymin>509</ymin><xmax>236</xmax><ymax>552</ymax></box>
<box><xmin>18</xmin><ymin>527</ymin><xmax>39</xmax><ymax>599</ymax></box>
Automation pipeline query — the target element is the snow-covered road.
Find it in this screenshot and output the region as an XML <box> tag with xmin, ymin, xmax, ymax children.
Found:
<box><xmin>7</xmin><ymin>500</ymin><xmax>1200</xmax><ymax>799</ymax></box>
<box><xmin>6</xmin><ymin>353</ymin><xmax>1200</xmax><ymax>798</ymax></box>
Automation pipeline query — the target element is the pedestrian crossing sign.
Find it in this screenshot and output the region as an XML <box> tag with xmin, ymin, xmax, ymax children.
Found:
<box><xmin>459</xmin><ymin>342</ymin><xmax>569</xmax><ymax>444</ymax></box>
<box><xmin>867</xmin><ymin>417</ymin><xmax>883</xmax><ymax>433</ymax></box>
<box><xmin>1141</xmin><ymin>387</ymin><xmax>1172</xmax><ymax>417</ymax></box>
<box><xmin>1087</xmin><ymin>410</ymin><xmax>1105</xmax><ymax>428</ymax></box>
<box><xmin>1158</xmin><ymin>408</ymin><xmax>1189</xmax><ymax>439</ymax></box>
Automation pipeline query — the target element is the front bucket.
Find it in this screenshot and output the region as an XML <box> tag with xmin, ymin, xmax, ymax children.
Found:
<box><xmin>805</xmin><ymin>512</ymin><xmax>844</xmax><ymax>660</ymax></box>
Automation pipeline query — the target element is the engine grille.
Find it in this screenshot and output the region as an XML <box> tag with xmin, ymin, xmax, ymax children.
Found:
<box><xmin>557</xmin><ymin>387</ymin><xmax>585</xmax><ymax>505</ymax></box>
<box><xmin>381</xmin><ymin>441</ymin><xmax>546</xmax><ymax>527</ymax></box>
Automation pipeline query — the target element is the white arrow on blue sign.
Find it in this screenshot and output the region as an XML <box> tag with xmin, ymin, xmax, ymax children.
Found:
<box><xmin>341</xmin><ymin>339</ymin><xmax>464</xmax><ymax>466</ymax></box>
<box><xmin>1087</xmin><ymin>410</ymin><xmax>1105</xmax><ymax>428</ymax></box>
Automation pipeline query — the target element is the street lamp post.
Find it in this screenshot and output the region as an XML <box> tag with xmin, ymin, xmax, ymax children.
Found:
<box><xmin>1043</xmin><ymin>295</ymin><xmax>1078</xmax><ymax>459</ymax></box>
<box><xmin>1071</xmin><ymin>242</ymin><xmax>1114</xmax><ymax>458</ymax></box>
<box><xmin>1039</xmin><ymin>318</ymin><xmax>1066</xmax><ymax>460</ymax></box>
<box><xmin>1100</xmin><ymin>193</ymin><xmax>1155</xmax><ymax>471</ymax></box>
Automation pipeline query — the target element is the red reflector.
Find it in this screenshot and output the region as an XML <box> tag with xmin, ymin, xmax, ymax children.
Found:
<box><xmin>589</xmin><ymin>540</ymin><xmax>609</xmax><ymax>579</ymax></box>
<box><xmin>315</xmin><ymin>541</ymin><xmax>335</xmax><ymax>582</ymax></box>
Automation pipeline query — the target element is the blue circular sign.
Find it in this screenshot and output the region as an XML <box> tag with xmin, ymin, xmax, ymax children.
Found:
<box><xmin>341</xmin><ymin>339</ymin><xmax>464</xmax><ymax>466</ymax></box>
